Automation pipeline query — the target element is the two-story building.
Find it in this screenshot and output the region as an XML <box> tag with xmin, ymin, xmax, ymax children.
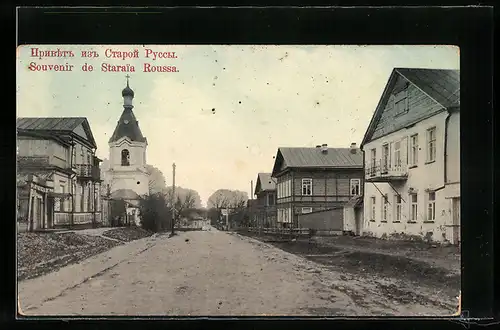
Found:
<box><xmin>271</xmin><ymin>144</ymin><xmax>364</xmax><ymax>230</ymax></box>
<box><xmin>252</xmin><ymin>173</ymin><xmax>277</xmax><ymax>228</ymax></box>
<box><xmin>360</xmin><ymin>68</ymin><xmax>460</xmax><ymax>244</ymax></box>
<box><xmin>16</xmin><ymin>117</ymin><xmax>103</xmax><ymax>230</ymax></box>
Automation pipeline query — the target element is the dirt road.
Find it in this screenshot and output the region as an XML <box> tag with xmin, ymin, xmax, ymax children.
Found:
<box><xmin>18</xmin><ymin>230</ymin><xmax>458</xmax><ymax>316</ymax></box>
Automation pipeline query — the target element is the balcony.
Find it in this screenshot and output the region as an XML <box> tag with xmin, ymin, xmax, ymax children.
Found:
<box><xmin>365</xmin><ymin>160</ymin><xmax>408</xmax><ymax>182</ymax></box>
<box><xmin>75</xmin><ymin>164</ymin><xmax>101</xmax><ymax>181</ymax></box>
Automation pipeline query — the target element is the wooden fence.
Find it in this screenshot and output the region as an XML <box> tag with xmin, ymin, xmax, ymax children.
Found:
<box><xmin>240</xmin><ymin>227</ymin><xmax>342</xmax><ymax>237</ymax></box>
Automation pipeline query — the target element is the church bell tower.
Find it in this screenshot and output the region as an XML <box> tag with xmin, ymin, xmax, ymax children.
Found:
<box><xmin>106</xmin><ymin>75</ymin><xmax>149</xmax><ymax>198</ymax></box>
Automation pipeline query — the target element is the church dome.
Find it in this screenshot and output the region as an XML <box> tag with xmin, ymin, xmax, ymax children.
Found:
<box><xmin>122</xmin><ymin>84</ymin><xmax>134</xmax><ymax>98</ymax></box>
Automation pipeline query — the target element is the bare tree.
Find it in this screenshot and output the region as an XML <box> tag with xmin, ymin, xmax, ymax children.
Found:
<box><xmin>207</xmin><ymin>189</ymin><xmax>248</xmax><ymax>211</ymax></box>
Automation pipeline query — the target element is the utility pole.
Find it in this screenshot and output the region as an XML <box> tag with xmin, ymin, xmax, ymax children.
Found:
<box><xmin>171</xmin><ymin>163</ymin><xmax>176</xmax><ymax>235</ymax></box>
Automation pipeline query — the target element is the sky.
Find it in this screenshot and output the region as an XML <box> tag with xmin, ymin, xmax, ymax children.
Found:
<box><xmin>16</xmin><ymin>45</ymin><xmax>459</xmax><ymax>206</ymax></box>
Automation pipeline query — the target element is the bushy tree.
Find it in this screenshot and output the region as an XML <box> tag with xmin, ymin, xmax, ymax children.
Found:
<box><xmin>138</xmin><ymin>192</ymin><xmax>172</xmax><ymax>232</ymax></box>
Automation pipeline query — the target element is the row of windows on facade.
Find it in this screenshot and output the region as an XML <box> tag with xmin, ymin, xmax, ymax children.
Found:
<box><xmin>54</xmin><ymin>182</ymin><xmax>100</xmax><ymax>213</ymax></box>
<box><xmin>369</xmin><ymin>126</ymin><xmax>437</xmax><ymax>170</ymax></box>
<box><xmin>276</xmin><ymin>178</ymin><xmax>361</xmax><ymax>198</ymax></box>
<box><xmin>277</xmin><ymin>206</ymin><xmax>316</xmax><ymax>222</ymax></box>
<box><xmin>369</xmin><ymin>191</ymin><xmax>436</xmax><ymax>223</ymax></box>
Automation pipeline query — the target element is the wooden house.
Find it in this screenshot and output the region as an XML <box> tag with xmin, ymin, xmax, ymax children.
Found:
<box><xmin>252</xmin><ymin>173</ymin><xmax>277</xmax><ymax>228</ymax></box>
<box><xmin>270</xmin><ymin>144</ymin><xmax>364</xmax><ymax>230</ymax></box>
<box><xmin>17</xmin><ymin>117</ymin><xmax>103</xmax><ymax>230</ymax></box>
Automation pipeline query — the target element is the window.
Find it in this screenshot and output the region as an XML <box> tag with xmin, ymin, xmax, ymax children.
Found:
<box><xmin>427</xmin><ymin>191</ymin><xmax>436</xmax><ymax>221</ymax></box>
<box><xmin>302</xmin><ymin>178</ymin><xmax>312</xmax><ymax>196</ymax></box>
<box><xmin>394</xmin><ymin>195</ymin><xmax>402</xmax><ymax>221</ymax></box>
<box><xmin>410</xmin><ymin>134</ymin><xmax>419</xmax><ymax>166</ymax></box>
<box><xmin>72</xmin><ymin>147</ymin><xmax>77</xmax><ymax>167</ymax></box>
<box><xmin>370</xmin><ymin>196</ymin><xmax>376</xmax><ymax>221</ymax></box>
<box><xmin>121</xmin><ymin>149</ymin><xmax>130</xmax><ymax>166</ymax></box>
<box><xmin>382</xmin><ymin>144</ymin><xmax>389</xmax><ymax>173</ymax></box>
<box><xmin>370</xmin><ymin>149</ymin><xmax>377</xmax><ymax>175</ymax></box>
<box><xmin>410</xmin><ymin>193</ymin><xmax>418</xmax><ymax>221</ymax></box>
<box><xmin>394</xmin><ymin>141</ymin><xmax>401</xmax><ymax>168</ymax></box>
<box><xmin>394</xmin><ymin>88</ymin><xmax>409</xmax><ymax>114</ymax></box>
<box><xmin>427</xmin><ymin>127</ymin><xmax>436</xmax><ymax>162</ymax></box>
<box><xmin>268</xmin><ymin>193</ymin><xmax>275</xmax><ymax>206</ymax></box>
<box><xmin>350</xmin><ymin>179</ymin><xmax>361</xmax><ymax>196</ymax></box>
<box><xmin>381</xmin><ymin>194</ymin><xmax>388</xmax><ymax>222</ymax></box>
<box><xmin>60</xmin><ymin>185</ymin><xmax>65</xmax><ymax>211</ymax></box>
<box><xmin>301</xmin><ymin>207</ymin><xmax>313</xmax><ymax>214</ymax></box>
<box><xmin>80</xmin><ymin>184</ymin><xmax>85</xmax><ymax>212</ymax></box>
<box><xmin>88</xmin><ymin>183</ymin><xmax>93</xmax><ymax>211</ymax></box>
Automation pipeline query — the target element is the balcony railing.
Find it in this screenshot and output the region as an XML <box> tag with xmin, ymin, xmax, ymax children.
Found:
<box><xmin>75</xmin><ymin>164</ymin><xmax>101</xmax><ymax>181</ymax></box>
<box><xmin>365</xmin><ymin>160</ymin><xmax>408</xmax><ymax>181</ymax></box>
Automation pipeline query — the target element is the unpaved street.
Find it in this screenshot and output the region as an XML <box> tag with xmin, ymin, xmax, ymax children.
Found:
<box><xmin>18</xmin><ymin>229</ymin><xmax>457</xmax><ymax>316</ymax></box>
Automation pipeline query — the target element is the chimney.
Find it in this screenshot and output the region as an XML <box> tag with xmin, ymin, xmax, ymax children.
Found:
<box><xmin>350</xmin><ymin>142</ymin><xmax>357</xmax><ymax>154</ymax></box>
<box><xmin>321</xmin><ymin>144</ymin><xmax>328</xmax><ymax>154</ymax></box>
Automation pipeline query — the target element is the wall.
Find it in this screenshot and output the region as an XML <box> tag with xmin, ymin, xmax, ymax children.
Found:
<box><xmin>52</xmin><ymin>171</ymin><xmax>72</xmax><ymax>212</ymax></box>
<box><xmin>298</xmin><ymin>208</ymin><xmax>344</xmax><ymax>230</ymax></box>
<box><xmin>370</xmin><ymin>74</ymin><xmax>445</xmax><ymax>141</ymax></box>
<box><xmin>363</xmin><ymin>111</ymin><xmax>453</xmax><ymax>243</ymax></box>
<box><xmin>109</xmin><ymin>170</ymin><xmax>150</xmax><ymax>197</ymax></box>
<box><xmin>292</xmin><ymin>169</ymin><xmax>364</xmax><ymax>203</ymax></box>
<box><xmin>444</xmin><ymin>110</ymin><xmax>460</xmax><ymax>199</ymax></box>
<box><xmin>109</xmin><ymin>140</ymin><xmax>147</xmax><ymax>168</ymax></box>
<box><xmin>17</xmin><ymin>138</ymin><xmax>69</xmax><ymax>168</ymax></box>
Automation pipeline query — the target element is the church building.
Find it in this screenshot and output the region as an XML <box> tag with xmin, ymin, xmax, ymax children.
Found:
<box><xmin>105</xmin><ymin>76</ymin><xmax>149</xmax><ymax>224</ymax></box>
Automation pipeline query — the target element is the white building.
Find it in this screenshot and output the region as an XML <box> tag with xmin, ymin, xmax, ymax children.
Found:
<box><xmin>360</xmin><ymin>68</ymin><xmax>460</xmax><ymax>244</ymax></box>
<box><xmin>105</xmin><ymin>77</ymin><xmax>149</xmax><ymax>224</ymax></box>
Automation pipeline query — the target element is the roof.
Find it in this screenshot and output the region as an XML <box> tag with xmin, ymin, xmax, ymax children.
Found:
<box><xmin>272</xmin><ymin>147</ymin><xmax>363</xmax><ymax>176</ymax></box>
<box><xmin>17</xmin><ymin>117</ymin><xmax>97</xmax><ymax>148</ymax></box>
<box><xmin>109</xmin><ymin>108</ymin><xmax>147</xmax><ymax>143</ymax></box>
<box><xmin>17</xmin><ymin>117</ymin><xmax>87</xmax><ymax>131</ymax></box>
<box><xmin>110</xmin><ymin>189</ymin><xmax>141</xmax><ymax>200</ymax></box>
<box><xmin>361</xmin><ymin>68</ymin><xmax>460</xmax><ymax>147</ymax></box>
<box><xmin>396</xmin><ymin>68</ymin><xmax>460</xmax><ymax>108</ymax></box>
<box><xmin>255</xmin><ymin>173</ymin><xmax>276</xmax><ymax>195</ymax></box>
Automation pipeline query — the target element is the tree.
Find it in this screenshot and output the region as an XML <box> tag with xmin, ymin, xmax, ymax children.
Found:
<box><xmin>207</xmin><ymin>189</ymin><xmax>248</xmax><ymax>210</ymax></box>
<box><xmin>138</xmin><ymin>192</ymin><xmax>172</xmax><ymax>232</ymax></box>
<box><xmin>162</xmin><ymin>186</ymin><xmax>202</xmax><ymax>227</ymax></box>
<box><xmin>145</xmin><ymin>165</ymin><xmax>167</xmax><ymax>194</ymax></box>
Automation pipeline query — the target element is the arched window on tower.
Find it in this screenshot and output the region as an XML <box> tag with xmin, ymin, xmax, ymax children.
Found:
<box><xmin>121</xmin><ymin>149</ymin><xmax>130</xmax><ymax>166</ymax></box>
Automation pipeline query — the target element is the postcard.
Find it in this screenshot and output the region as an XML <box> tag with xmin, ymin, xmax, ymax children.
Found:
<box><xmin>16</xmin><ymin>44</ymin><xmax>460</xmax><ymax>317</ymax></box>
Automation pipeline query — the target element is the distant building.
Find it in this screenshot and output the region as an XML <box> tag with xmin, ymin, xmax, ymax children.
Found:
<box><xmin>251</xmin><ymin>173</ymin><xmax>277</xmax><ymax>228</ymax></box>
<box><xmin>17</xmin><ymin>117</ymin><xmax>103</xmax><ymax>230</ymax></box>
<box><xmin>270</xmin><ymin>144</ymin><xmax>364</xmax><ymax>230</ymax></box>
<box><xmin>104</xmin><ymin>76</ymin><xmax>149</xmax><ymax>225</ymax></box>
<box><xmin>360</xmin><ymin>68</ymin><xmax>460</xmax><ymax>244</ymax></box>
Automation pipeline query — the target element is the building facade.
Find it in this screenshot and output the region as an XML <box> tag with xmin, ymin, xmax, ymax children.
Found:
<box><xmin>271</xmin><ymin>144</ymin><xmax>364</xmax><ymax>229</ymax></box>
<box><xmin>17</xmin><ymin>117</ymin><xmax>102</xmax><ymax>230</ymax></box>
<box><xmin>252</xmin><ymin>173</ymin><xmax>277</xmax><ymax>228</ymax></box>
<box><xmin>104</xmin><ymin>77</ymin><xmax>149</xmax><ymax>225</ymax></box>
<box><xmin>360</xmin><ymin>68</ymin><xmax>460</xmax><ymax>244</ymax></box>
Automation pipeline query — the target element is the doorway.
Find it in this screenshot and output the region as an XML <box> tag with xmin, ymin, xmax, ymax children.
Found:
<box><xmin>452</xmin><ymin>197</ymin><xmax>461</xmax><ymax>245</ymax></box>
<box><xmin>355</xmin><ymin>207</ymin><xmax>363</xmax><ymax>236</ymax></box>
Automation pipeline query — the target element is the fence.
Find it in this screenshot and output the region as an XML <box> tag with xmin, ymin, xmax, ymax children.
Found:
<box><xmin>241</xmin><ymin>227</ymin><xmax>342</xmax><ymax>238</ymax></box>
